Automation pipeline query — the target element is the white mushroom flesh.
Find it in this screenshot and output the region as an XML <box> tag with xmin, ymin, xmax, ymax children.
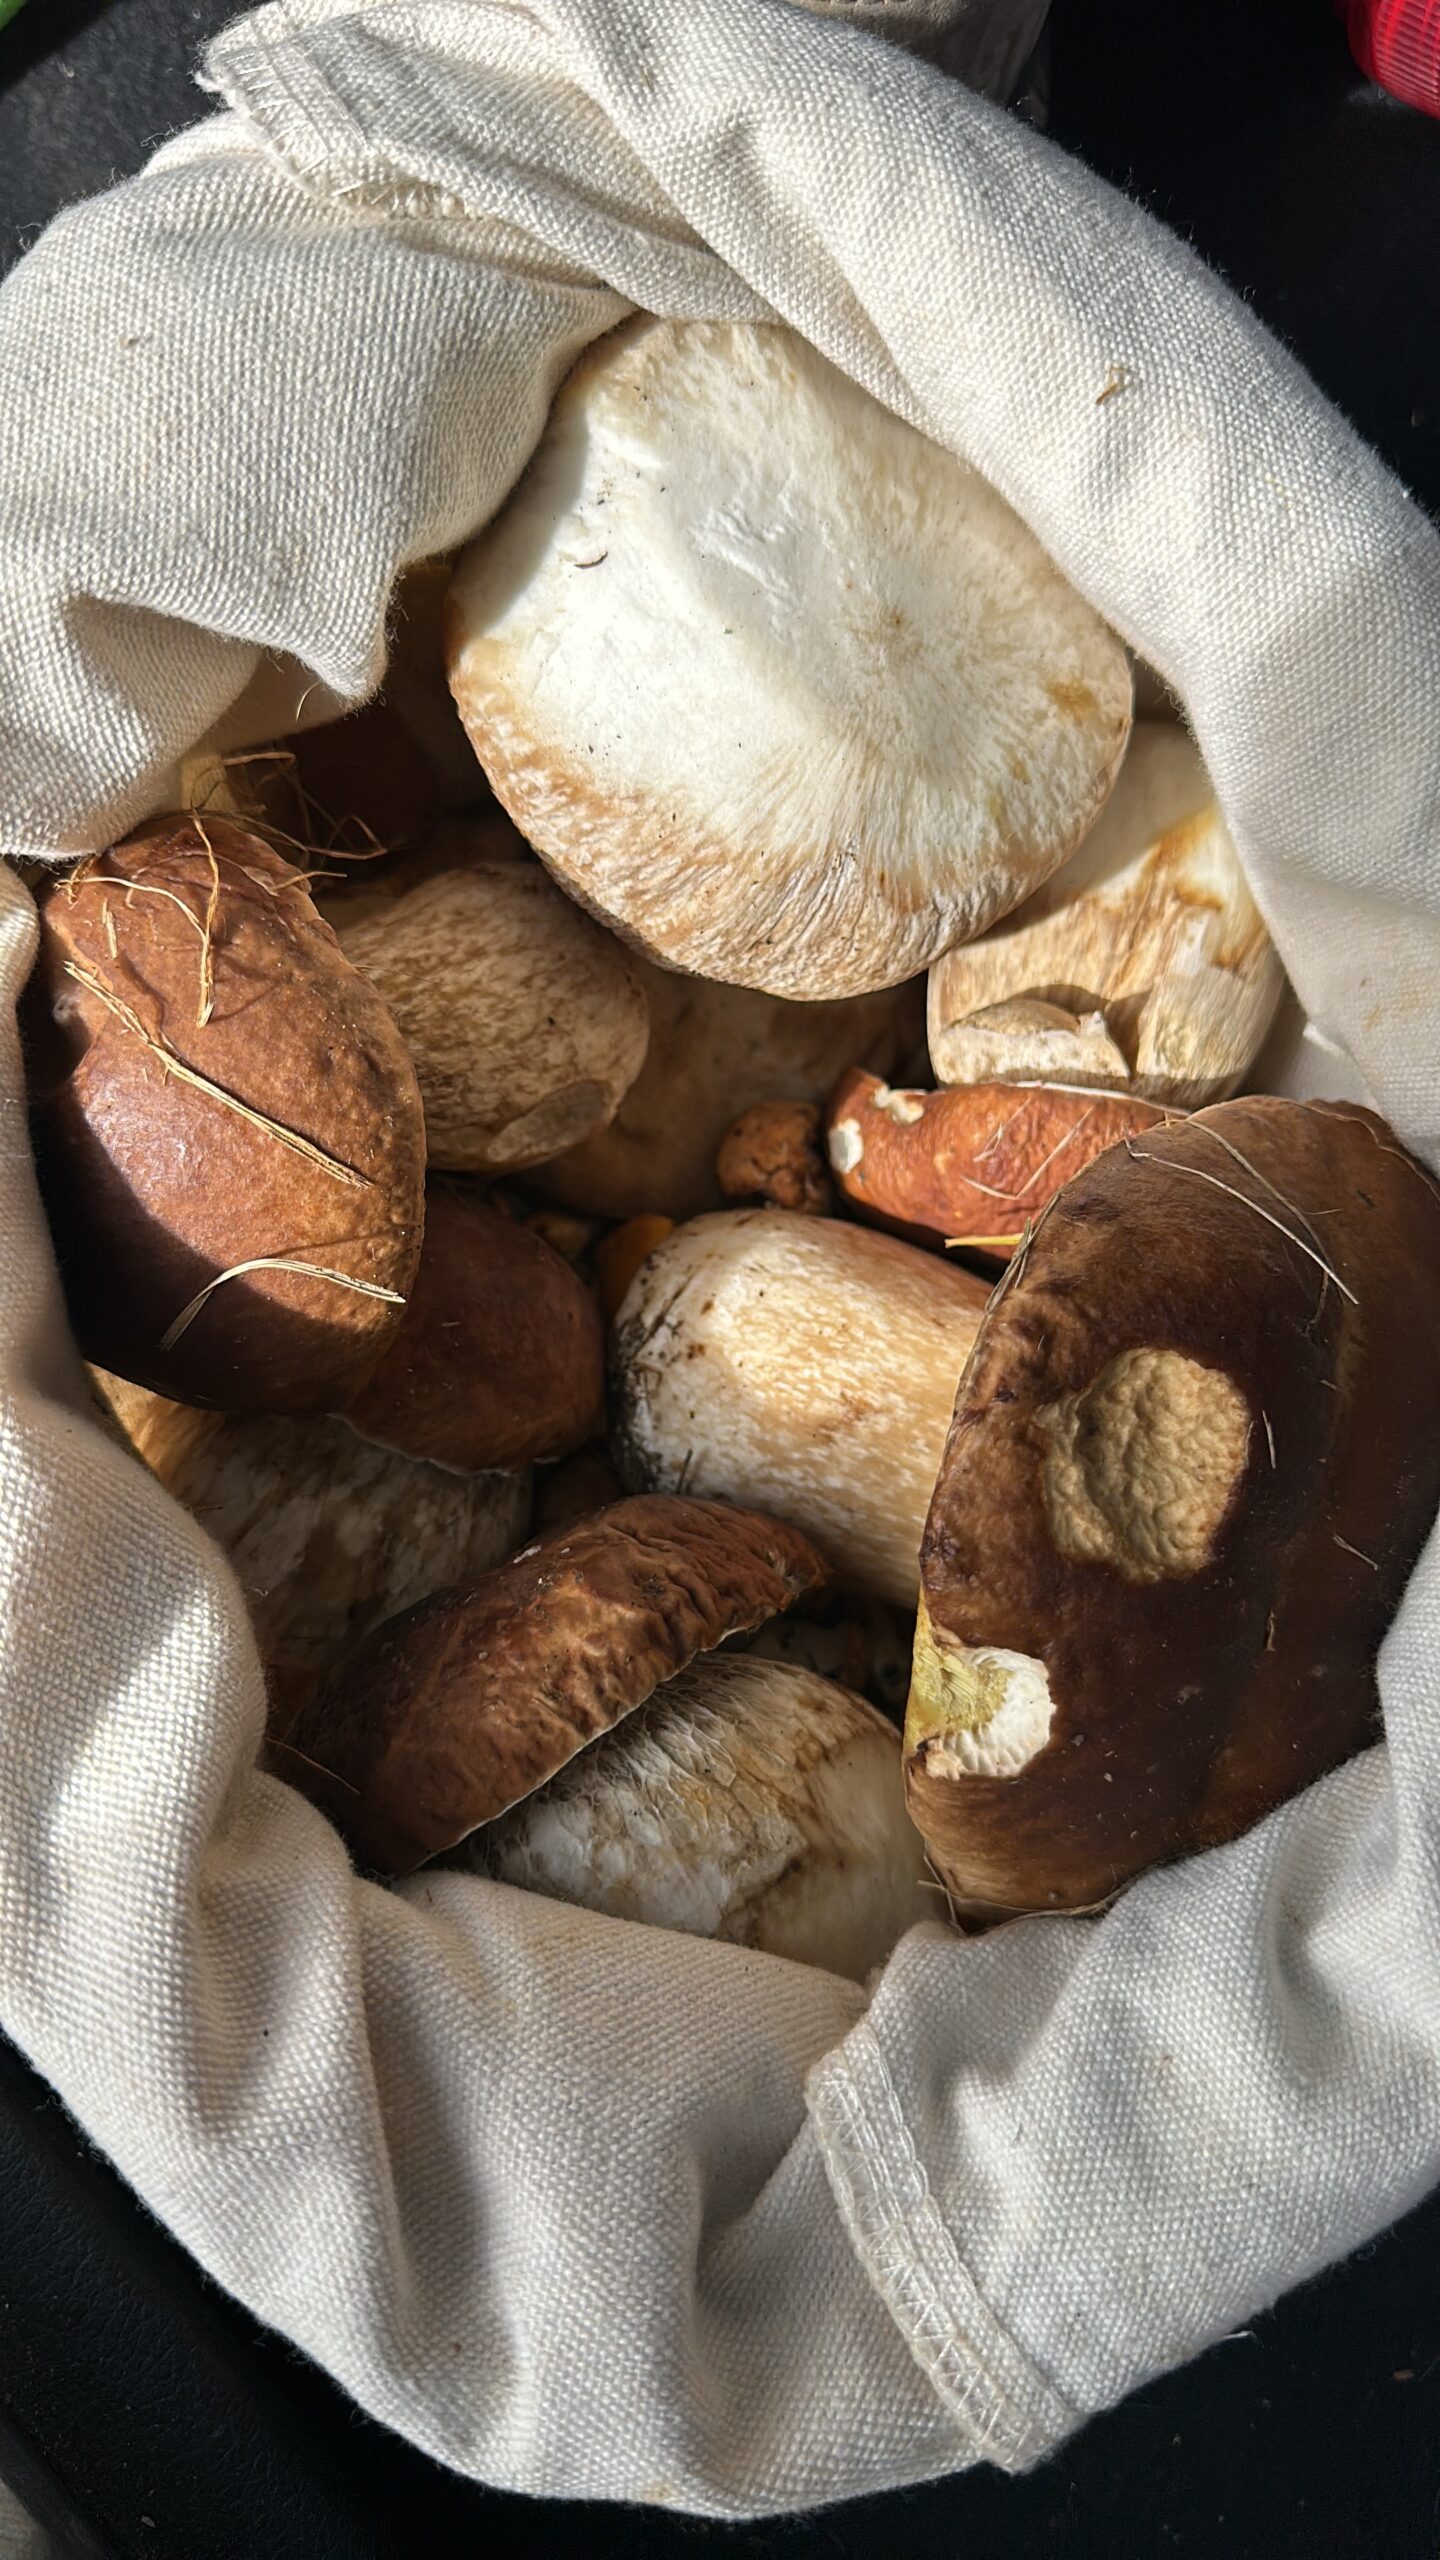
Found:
<box><xmin>928</xmin><ymin>722</ymin><xmax>1284</xmax><ymax>1103</ymax></box>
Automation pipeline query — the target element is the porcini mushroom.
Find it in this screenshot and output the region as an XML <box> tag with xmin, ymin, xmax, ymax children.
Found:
<box><xmin>282</xmin><ymin>1495</ymin><xmax>828</xmax><ymax>1873</ymax></box>
<box><xmin>927</xmin><ymin>723</ymin><xmax>1284</xmax><ymax>1103</ymax></box>
<box><xmin>24</xmin><ymin>818</ymin><xmax>425</xmax><ymax>1412</ymax></box>
<box><xmin>458</xmin><ymin>1656</ymin><xmax>928</xmax><ymax>1982</ymax></box>
<box><xmin>341</xmin><ymin>1183</ymin><xmax>604</xmax><ymax>1473</ymax></box>
<box><xmin>96</xmin><ymin>1372</ymin><xmax>531</xmax><ymax>1726</ymax></box>
<box><xmin>332</xmin><ymin>861</ymin><xmax>650</xmax><ymax>1174</ymax></box>
<box><xmin>610</xmin><ymin>1210</ymin><xmax>990</xmax><ymax>1605</ymax></box>
<box><xmin>717</xmin><ymin>1101</ymin><xmax>834</xmax><ymax>1215</ymax></box>
<box><xmin>825</xmin><ymin>1069</ymin><xmax>1171</xmax><ymax>1251</ymax></box>
<box><xmin>533</xmin><ymin>956</ymin><xmax>923</xmax><ymax>1222</ymax></box>
<box><xmin>905</xmin><ymin>1096</ymin><xmax>1440</xmax><ymax>1918</ymax></box>
<box><xmin>449</xmin><ymin>317</ymin><xmax>1132</xmax><ymax>999</ymax></box>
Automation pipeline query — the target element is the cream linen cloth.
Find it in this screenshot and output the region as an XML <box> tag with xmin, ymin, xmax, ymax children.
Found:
<box><xmin>0</xmin><ymin>0</ymin><xmax>1438</xmax><ymax>2518</ymax></box>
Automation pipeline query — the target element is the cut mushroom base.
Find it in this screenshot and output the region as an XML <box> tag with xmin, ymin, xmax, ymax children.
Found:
<box><xmin>609</xmin><ymin>1209</ymin><xmax>990</xmax><ymax>1607</ymax></box>
<box><xmin>927</xmin><ymin>723</ymin><xmax>1284</xmax><ymax>1105</ymax></box>
<box><xmin>452</xmin><ymin>1656</ymin><xmax>930</xmax><ymax>1983</ymax></box>
<box><xmin>450</xmin><ymin>317</ymin><xmax>1132</xmax><ymax>1000</ymax></box>
<box><xmin>905</xmin><ymin>1095</ymin><xmax>1440</xmax><ymax>1917</ymax></box>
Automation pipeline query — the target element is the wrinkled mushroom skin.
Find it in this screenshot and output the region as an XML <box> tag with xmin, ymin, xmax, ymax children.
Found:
<box><xmin>24</xmin><ymin>820</ymin><xmax>425</xmax><ymax>1412</ymax></box>
<box><xmin>285</xmin><ymin>1495</ymin><xmax>829</xmax><ymax>1873</ymax></box>
<box><xmin>341</xmin><ymin>1184</ymin><xmax>604</xmax><ymax>1472</ymax></box>
<box><xmin>908</xmin><ymin>1097</ymin><xmax>1440</xmax><ymax>1916</ymax></box>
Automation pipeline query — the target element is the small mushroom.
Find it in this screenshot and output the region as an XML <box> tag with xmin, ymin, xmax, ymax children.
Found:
<box><xmin>96</xmin><ymin>1371</ymin><xmax>531</xmax><ymax>1726</ymax></box>
<box><xmin>282</xmin><ymin>1495</ymin><xmax>829</xmax><ymax>1873</ymax></box>
<box><xmin>456</xmin><ymin>1656</ymin><xmax>929</xmax><ymax>1982</ymax></box>
<box><xmin>905</xmin><ymin>1096</ymin><xmax>1440</xmax><ymax>1919</ymax></box>
<box><xmin>927</xmin><ymin>723</ymin><xmax>1284</xmax><ymax>1104</ymax></box>
<box><xmin>610</xmin><ymin>1210</ymin><xmax>990</xmax><ymax>1606</ymax></box>
<box><xmin>449</xmin><ymin>317</ymin><xmax>1132</xmax><ymax>1000</ymax></box>
<box><xmin>23</xmin><ymin>818</ymin><xmax>425</xmax><ymax>1412</ymax></box>
<box><xmin>333</xmin><ymin>862</ymin><xmax>650</xmax><ymax>1174</ymax></box>
<box><xmin>717</xmin><ymin>1100</ymin><xmax>834</xmax><ymax>1215</ymax></box>
<box><xmin>825</xmin><ymin>1069</ymin><xmax>1171</xmax><ymax>1251</ymax></box>
<box><xmin>533</xmin><ymin>954</ymin><xmax>924</xmax><ymax>1222</ymax></box>
<box><xmin>341</xmin><ymin>1184</ymin><xmax>604</xmax><ymax>1472</ymax></box>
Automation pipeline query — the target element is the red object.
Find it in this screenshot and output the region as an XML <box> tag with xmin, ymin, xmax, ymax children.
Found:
<box><xmin>1343</xmin><ymin>0</ymin><xmax>1440</xmax><ymax>114</ymax></box>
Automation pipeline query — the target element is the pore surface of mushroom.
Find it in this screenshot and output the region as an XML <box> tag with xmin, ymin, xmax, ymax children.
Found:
<box><xmin>283</xmin><ymin>1494</ymin><xmax>829</xmax><ymax>1873</ymax></box>
<box><xmin>610</xmin><ymin>1209</ymin><xmax>990</xmax><ymax>1605</ymax></box>
<box><xmin>459</xmin><ymin>1655</ymin><xmax>928</xmax><ymax>1982</ymax></box>
<box><xmin>927</xmin><ymin>722</ymin><xmax>1284</xmax><ymax>1102</ymax></box>
<box><xmin>906</xmin><ymin>1096</ymin><xmax>1440</xmax><ymax>1917</ymax></box>
<box><xmin>449</xmin><ymin>317</ymin><xmax>1132</xmax><ymax>999</ymax></box>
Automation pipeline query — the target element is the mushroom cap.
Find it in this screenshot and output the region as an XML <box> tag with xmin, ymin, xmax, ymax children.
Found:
<box><xmin>907</xmin><ymin>1096</ymin><xmax>1440</xmax><ymax>1916</ymax></box>
<box><xmin>448</xmin><ymin>318</ymin><xmax>1132</xmax><ymax>1000</ymax></box>
<box><xmin>96</xmin><ymin>1372</ymin><xmax>531</xmax><ymax>1727</ymax></box>
<box><xmin>610</xmin><ymin>1208</ymin><xmax>990</xmax><ymax>1605</ymax></box>
<box><xmin>341</xmin><ymin>1184</ymin><xmax>604</xmax><ymax>1472</ymax></box>
<box><xmin>283</xmin><ymin>1494</ymin><xmax>829</xmax><ymax>1873</ymax></box>
<box><xmin>825</xmin><ymin>1069</ymin><xmax>1171</xmax><ymax>1249</ymax></box>
<box><xmin>927</xmin><ymin>723</ymin><xmax>1284</xmax><ymax>1102</ymax></box>
<box><xmin>533</xmin><ymin>955</ymin><xmax>923</xmax><ymax>1222</ymax></box>
<box><xmin>462</xmin><ymin>1655</ymin><xmax>928</xmax><ymax>1983</ymax></box>
<box><xmin>24</xmin><ymin>819</ymin><xmax>425</xmax><ymax>1412</ymax></box>
<box><xmin>333</xmin><ymin>861</ymin><xmax>650</xmax><ymax>1174</ymax></box>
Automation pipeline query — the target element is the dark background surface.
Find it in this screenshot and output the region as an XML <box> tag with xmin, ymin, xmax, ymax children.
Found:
<box><xmin>2</xmin><ymin>1</ymin><xmax>1439</xmax><ymax>2553</ymax></box>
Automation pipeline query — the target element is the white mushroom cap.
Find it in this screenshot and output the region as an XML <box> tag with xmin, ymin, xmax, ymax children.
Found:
<box><xmin>462</xmin><ymin>1655</ymin><xmax>929</xmax><ymax>1983</ymax></box>
<box><xmin>610</xmin><ymin>1208</ymin><xmax>989</xmax><ymax>1606</ymax></box>
<box><xmin>928</xmin><ymin>722</ymin><xmax>1284</xmax><ymax>1103</ymax></box>
<box><xmin>449</xmin><ymin>318</ymin><xmax>1132</xmax><ymax>1000</ymax></box>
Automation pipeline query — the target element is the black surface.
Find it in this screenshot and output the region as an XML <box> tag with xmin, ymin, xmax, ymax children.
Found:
<box><xmin>1</xmin><ymin>1</ymin><xmax>1439</xmax><ymax>2553</ymax></box>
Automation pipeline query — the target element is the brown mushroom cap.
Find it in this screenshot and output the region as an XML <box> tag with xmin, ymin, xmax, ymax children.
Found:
<box><xmin>826</xmin><ymin>1069</ymin><xmax>1172</xmax><ymax>1250</ymax></box>
<box><xmin>907</xmin><ymin>1096</ymin><xmax>1440</xmax><ymax>1917</ymax></box>
<box><xmin>24</xmin><ymin>819</ymin><xmax>425</xmax><ymax>1412</ymax></box>
<box><xmin>284</xmin><ymin>1494</ymin><xmax>829</xmax><ymax>1873</ymax></box>
<box><xmin>341</xmin><ymin>1184</ymin><xmax>604</xmax><ymax>1472</ymax></box>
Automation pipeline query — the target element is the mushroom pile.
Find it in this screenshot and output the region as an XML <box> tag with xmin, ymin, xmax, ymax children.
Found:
<box><xmin>24</xmin><ymin>320</ymin><xmax>1440</xmax><ymax>1982</ymax></box>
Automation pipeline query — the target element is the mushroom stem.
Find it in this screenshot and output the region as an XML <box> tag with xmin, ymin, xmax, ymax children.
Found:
<box><xmin>609</xmin><ymin>1209</ymin><xmax>990</xmax><ymax>1606</ymax></box>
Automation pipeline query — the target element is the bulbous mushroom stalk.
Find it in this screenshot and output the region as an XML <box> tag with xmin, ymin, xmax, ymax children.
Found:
<box><xmin>609</xmin><ymin>1209</ymin><xmax>990</xmax><ymax>1606</ymax></box>
<box><xmin>456</xmin><ymin>1655</ymin><xmax>930</xmax><ymax>1983</ymax></box>
<box><xmin>283</xmin><ymin>1495</ymin><xmax>829</xmax><ymax>1874</ymax></box>
<box><xmin>94</xmin><ymin>1372</ymin><xmax>531</xmax><ymax>1729</ymax></box>
<box><xmin>927</xmin><ymin>723</ymin><xmax>1284</xmax><ymax>1104</ymax></box>
<box><xmin>332</xmin><ymin>860</ymin><xmax>650</xmax><ymax>1175</ymax></box>
<box><xmin>905</xmin><ymin>1096</ymin><xmax>1440</xmax><ymax>1919</ymax></box>
<box><xmin>449</xmin><ymin>317</ymin><xmax>1131</xmax><ymax>1000</ymax></box>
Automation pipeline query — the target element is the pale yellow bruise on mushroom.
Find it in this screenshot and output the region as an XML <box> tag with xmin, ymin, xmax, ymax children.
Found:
<box><xmin>1037</xmin><ymin>1346</ymin><xmax>1251</xmax><ymax>1583</ymax></box>
<box><xmin>905</xmin><ymin>1594</ymin><xmax>1054</xmax><ymax>1778</ymax></box>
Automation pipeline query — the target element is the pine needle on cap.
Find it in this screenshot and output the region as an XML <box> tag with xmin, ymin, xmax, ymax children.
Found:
<box><xmin>63</xmin><ymin>960</ymin><xmax>372</xmax><ymax>1192</ymax></box>
<box><xmin>160</xmin><ymin>1253</ymin><xmax>406</xmax><ymax>1353</ymax></box>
